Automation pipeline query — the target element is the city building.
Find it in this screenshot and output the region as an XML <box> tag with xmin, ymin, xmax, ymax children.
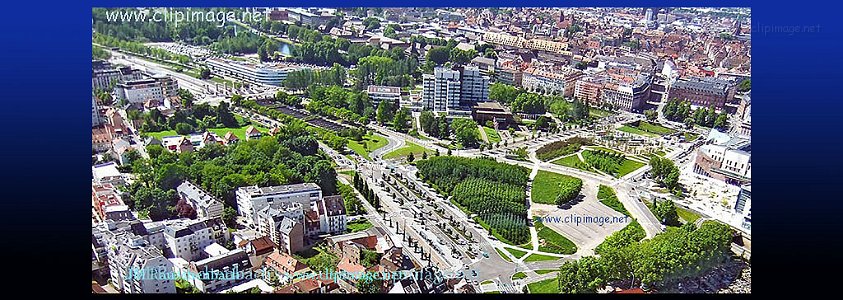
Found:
<box><xmin>319</xmin><ymin>195</ymin><xmax>347</xmax><ymax>234</ymax></box>
<box><xmin>235</xmin><ymin>183</ymin><xmax>322</xmax><ymax>227</ymax></box>
<box><xmin>734</xmin><ymin>184</ymin><xmax>751</xmax><ymax>232</ymax></box>
<box><xmin>206</xmin><ymin>58</ymin><xmax>307</xmax><ymax>86</ymax></box>
<box><xmin>600</xmin><ymin>74</ymin><xmax>652</xmax><ymax>112</ymax></box>
<box><xmin>114</xmin><ymin>74</ymin><xmax>178</xmax><ymax>106</ymax></box>
<box><xmin>522</xmin><ymin>67</ymin><xmax>583</xmax><ymax>97</ymax></box>
<box><xmin>257</xmin><ymin>202</ymin><xmax>305</xmax><ymax>254</ymax></box>
<box><xmin>693</xmin><ymin>129</ymin><xmax>752</xmax><ymax>185</ymax></box>
<box><xmin>668</xmin><ymin>76</ymin><xmax>735</xmax><ymax>110</ymax></box>
<box><xmin>422</xmin><ymin>67</ymin><xmax>461</xmax><ymax>113</ymax></box>
<box><xmin>162</xmin><ymin>218</ymin><xmax>217</xmax><ymax>262</ymax></box>
<box><xmin>470</xmin><ymin>57</ymin><xmax>496</xmax><ymax>77</ymax></box>
<box><xmin>92</xmin><ymin>95</ymin><xmax>101</xmax><ymax>127</ymax></box>
<box><xmin>264</xmin><ymin>250</ymin><xmax>311</xmax><ymax>283</ymax></box>
<box><xmin>422</xmin><ymin>66</ymin><xmax>489</xmax><ymax>115</ymax></box>
<box><xmin>92</xmin><ymin>65</ymin><xmax>144</xmax><ymax>91</ymax></box>
<box><xmin>276</xmin><ymin>278</ymin><xmax>340</xmax><ymax>294</ymax></box>
<box><xmin>366</xmin><ymin>85</ymin><xmax>402</xmax><ymax>108</ymax></box>
<box><xmin>92</xmin><ymin>183</ymin><xmax>130</xmax><ymax>222</ymax></box>
<box><xmin>100</xmin><ymin>224</ymin><xmax>175</xmax><ymax>294</ymax></box>
<box><xmin>176</xmin><ymin>181</ymin><xmax>225</xmax><ymax>220</ymax></box>
<box><xmin>574</xmin><ymin>75</ymin><xmax>609</xmax><ymax>106</ymax></box>
<box><xmin>187</xmin><ymin>249</ymin><xmax>253</xmax><ymax>293</ymax></box>
<box><xmin>471</xmin><ymin>101</ymin><xmax>514</xmax><ymax>128</ymax></box>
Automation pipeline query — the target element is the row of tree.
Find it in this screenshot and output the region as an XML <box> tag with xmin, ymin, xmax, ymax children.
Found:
<box><xmin>535</xmin><ymin>137</ymin><xmax>593</xmax><ymax>161</ymax></box>
<box><xmin>663</xmin><ymin>99</ymin><xmax>729</xmax><ymax>130</ymax></box>
<box><xmin>138</xmin><ymin>100</ymin><xmax>239</xmax><ymax>134</ymax></box>
<box><xmin>352</xmin><ymin>172</ymin><xmax>380</xmax><ymax>209</ymax></box>
<box><xmin>418</xmin><ymin>111</ymin><xmax>451</xmax><ymax>140</ymax></box>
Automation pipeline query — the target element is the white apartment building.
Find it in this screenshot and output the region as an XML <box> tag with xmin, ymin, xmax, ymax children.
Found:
<box><xmin>106</xmin><ymin>233</ymin><xmax>176</xmax><ymax>294</ymax></box>
<box><xmin>162</xmin><ymin>219</ymin><xmax>216</xmax><ymax>262</ymax></box>
<box><xmin>206</xmin><ymin>58</ymin><xmax>306</xmax><ymax>86</ymax></box>
<box><xmin>599</xmin><ymin>75</ymin><xmax>652</xmax><ymax>112</ymax></box>
<box><xmin>460</xmin><ymin>66</ymin><xmax>490</xmax><ymax>104</ymax></box>
<box><xmin>422</xmin><ymin>68</ymin><xmax>461</xmax><ymax>113</ymax></box>
<box><xmin>114</xmin><ymin>74</ymin><xmax>179</xmax><ymax>105</ymax></box>
<box><xmin>92</xmin><ymin>94</ymin><xmax>101</xmax><ymax>127</ymax></box>
<box><xmin>92</xmin><ymin>66</ymin><xmax>144</xmax><ymax>91</ymax></box>
<box><xmin>235</xmin><ymin>183</ymin><xmax>322</xmax><ymax>227</ymax></box>
<box><xmin>187</xmin><ymin>248</ymin><xmax>253</xmax><ymax>293</ymax></box>
<box><xmin>257</xmin><ymin>202</ymin><xmax>305</xmax><ymax>251</ymax></box>
<box><xmin>522</xmin><ymin>67</ymin><xmax>583</xmax><ymax>97</ymax></box>
<box><xmin>423</xmin><ymin>67</ymin><xmax>489</xmax><ymax>114</ymax></box>
<box><xmin>366</xmin><ymin>85</ymin><xmax>402</xmax><ymax>108</ymax></box>
<box><xmin>176</xmin><ymin>181</ymin><xmax>224</xmax><ymax>220</ymax></box>
<box><xmin>320</xmin><ymin>195</ymin><xmax>347</xmax><ymax>234</ymax></box>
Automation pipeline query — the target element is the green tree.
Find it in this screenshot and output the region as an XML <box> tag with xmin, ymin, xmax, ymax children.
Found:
<box><xmin>222</xmin><ymin>206</ymin><xmax>237</xmax><ymax>228</ymax></box>
<box><xmin>376</xmin><ymin>100</ymin><xmax>394</xmax><ymax>125</ymax></box>
<box><xmin>449</xmin><ymin>47</ymin><xmax>478</xmax><ymax>65</ymax></box>
<box><xmin>392</xmin><ymin>107</ymin><xmax>410</xmax><ymax>132</ymax></box>
<box><xmin>644</xmin><ymin>109</ymin><xmax>657</xmax><ymax>121</ymax></box>
<box><xmin>175</xmin><ymin>122</ymin><xmax>193</xmax><ymax>135</ymax></box>
<box><xmin>425</xmin><ymin>47</ymin><xmax>450</xmax><ymax>66</ymax></box>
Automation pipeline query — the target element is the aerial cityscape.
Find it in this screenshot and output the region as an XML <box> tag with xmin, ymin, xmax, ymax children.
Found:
<box><xmin>91</xmin><ymin>7</ymin><xmax>751</xmax><ymax>294</ymax></box>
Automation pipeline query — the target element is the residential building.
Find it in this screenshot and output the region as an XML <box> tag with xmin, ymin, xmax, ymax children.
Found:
<box><xmin>105</xmin><ymin>231</ymin><xmax>176</xmax><ymax>294</ymax></box>
<box><xmin>257</xmin><ymin>202</ymin><xmax>305</xmax><ymax>254</ymax></box>
<box><xmin>459</xmin><ymin>66</ymin><xmax>490</xmax><ymax>105</ymax></box>
<box><xmin>187</xmin><ymin>249</ymin><xmax>253</xmax><ymax>293</ymax></box>
<box><xmin>176</xmin><ymin>181</ymin><xmax>224</xmax><ymax>220</ymax></box>
<box><xmin>574</xmin><ymin>75</ymin><xmax>608</xmax><ymax>106</ymax></box>
<box><xmin>319</xmin><ymin>195</ymin><xmax>347</xmax><ymax>234</ymax></box>
<box><xmin>275</xmin><ymin>278</ymin><xmax>340</xmax><ymax>294</ymax></box>
<box><xmin>668</xmin><ymin>76</ymin><xmax>735</xmax><ymax>110</ymax></box>
<box><xmin>264</xmin><ymin>250</ymin><xmax>311</xmax><ymax>283</ymax></box>
<box><xmin>367</xmin><ymin>85</ymin><xmax>402</xmax><ymax>108</ymax></box>
<box><xmin>470</xmin><ymin>57</ymin><xmax>496</xmax><ymax>77</ymax></box>
<box><xmin>206</xmin><ymin>58</ymin><xmax>307</xmax><ymax>86</ymax></box>
<box><xmin>422</xmin><ymin>66</ymin><xmax>489</xmax><ymax>114</ymax></box>
<box><xmin>245</xmin><ymin>126</ymin><xmax>261</xmax><ymax>140</ymax></box>
<box><xmin>235</xmin><ymin>183</ymin><xmax>322</xmax><ymax>227</ymax></box>
<box><xmin>92</xmin><ymin>183</ymin><xmax>128</xmax><ymax>222</ymax></box>
<box><xmin>162</xmin><ymin>218</ymin><xmax>217</xmax><ymax>262</ymax></box>
<box><xmin>92</xmin><ymin>95</ymin><xmax>101</xmax><ymax>127</ymax></box>
<box><xmin>522</xmin><ymin>67</ymin><xmax>583</xmax><ymax>97</ymax></box>
<box><xmin>423</xmin><ymin>67</ymin><xmax>461</xmax><ymax>113</ymax></box>
<box><xmin>114</xmin><ymin>74</ymin><xmax>178</xmax><ymax>105</ymax></box>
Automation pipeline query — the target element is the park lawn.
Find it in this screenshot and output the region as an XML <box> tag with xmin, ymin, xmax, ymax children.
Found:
<box><xmin>535</xmin><ymin>269</ymin><xmax>557</xmax><ymax>275</ymax></box>
<box><xmin>587</xmin><ymin>146</ymin><xmax>622</xmax><ymax>154</ymax></box>
<box><xmin>481</xmin><ymin>280</ymin><xmax>494</xmax><ymax>285</ymax></box>
<box><xmin>527</xmin><ymin>278</ymin><xmax>559</xmax><ymax>294</ymax></box>
<box><xmin>618</xmin><ymin>125</ymin><xmax>659</xmax><ymax>138</ymax></box>
<box><xmin>531</xmin><ymin>171</ymin><xmax>582</xmax><ymax>205</ymax></box>
<box><xmin>346</xmin><ymin>219</ymin><xmax>373</xmax><ymax>233</ymax></box>
<box><xmin>512</xmin><ymin>272</ymin><xmax>528</xmax><ymax>280</ymax></box>
<box><xmin>505</xmin><ymin>247</ymin><xmax>529</xmax><ymax>259</ymax></box>
<box><xmin>347</xmin><ymin>133</ymin><xmax>389</xmax><ymax>161</ymax></box>
<box><xmin>616</xmin><ymin>159</ymin><xmax>646</xmax><ymax>178</ymax></box>
<box><xmin>495</xmin><ymin>248</ymin><xmax>513</xmax><ymax>262</ymax></box>
<box><xmin>535</xmin><ymin>220</ymin><xmax>577</xmax><ymax>255</ymax></box>
<box><xmin>684</xmin><ymin>132</ymin><xmax>700</xmax><ymax>142</ymax></box>
<box><xmin>597</xmin><ymin>185</ymin><xmax>630</xmax><ymax>216</ymax></box>
<box><xmin>146</xmin><ymin>119</ymin><xmax>269</xmax><ymax>141</ymax></box>
<box><xmin>524</xmin><ymin>253</ymin><xmax>562</xmax><ymax>262</ymax></box>
<box><xmin>637</xmin><ymin>121</ymin><xmax>676</xmax><ymax>135</ymax></box>
<box><xmin>677</xmin><ymin>206</ymin><xmax>702</xmax><ymax>224</ymax></box>
<box><xmin>482</xmin><ymin>126</ymin><xmax>502</xmax><ymax>144</ymax></box>
<box><xmin>589</xmin><ymin>108</ymin><xmax>614</xmax><ymax>118</ymax></box>
<box><xmin>382</xmin><ymin>141</ymin><xmax>433</xmax><ymax>160</ymax></box>
<box><xmin>552</xmin><ymin>154</ymin><xmax>582</xmax><ymax>168</ymax></box>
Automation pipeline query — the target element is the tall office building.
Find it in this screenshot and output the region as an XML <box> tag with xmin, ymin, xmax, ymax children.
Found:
<box><xmin>422</xmin><ymin>66</ymin><xmax>489</xmax><ymax>114</ymax></box>
<box><xmin>422</xmin><ymin>67</ymin><xmax>461</xmax><ymax>113</ymax></box>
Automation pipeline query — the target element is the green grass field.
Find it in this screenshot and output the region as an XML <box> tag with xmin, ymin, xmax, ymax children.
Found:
<box><xmin>527</xmin><ymin>278</ymin><xmax>559</xmax><ymax>294</ymax></box>
<box><xmin>382</xmin><ymin>141</ymin><xmax>433</xmax><ymax>160</ymax></box>
<box><xmin>505</xmin><ymin>247</ymin><xmax>529</xmax><ymax>259</ymax></box>
<box><xmin>637</xmin><ymin>121</ymin><xmax>676</xmax><ymax>135</ymax></box>
<box><xmin>589</xmin><ymin>108</ymin><xmax>614</xmax><ymax>118</ymax></box>
<box><xmin>512</xmin><ymin>272</ymin><xmax>528</xmax><ymax>280</ymax></box>
<box><xmin>347</xmin><ymin>133</ymin><xmax>389</xmax><ymax>161</ymax></box>
<box><xmin>618</xmin><ymin>125</ymin><xmax>659</xmax><ymax>138</ymax></box>
<box><xmin>524</xmin><ymin>253</ymin><xmax>562</xmax><ymax>262</ymax></box>
<box><xmin>587</xmin><ymin>146</ymin><xmax>621</xmax><ymax>154</ymax></box>
<box><xmin>495</xmin><ymin>248</ymin><xmax>513</xmax><ymax>262</ymax></box>
<box><xmin>597</xmin><ymin>185</ymin><xmax>630</xmax><ymax>216</ymax></box>
<box><xmin>146</xmin><ymin>118</ymin><xmax>269</xmax><ymax>141</ymax></box>
<box><xmin>535</xmin><ymin>220</ymin><xmax>577</xmax><ymax>255</ymax></box>
<box><xmin>677</xmin><ymin>206</ymin><xmax>702</xmax><ymax>224</ymax></box>
<box><xmin>552</xmin><ymin>154</ymin><xmax>582</xmax><ymax>168</ymax></box>
<box><xmin>616</xmin><ymin>159</ymin><xmax>646</xmax><ymax>178</ymax></box>
<box><xmin>531</xmin><ymin>171</ymin><xmax>582</xmax><ymax>205</ymax></box>
<box><xmin>535</xmin><ymin>269</ymin><xmax>557</xmax><ymax>275</ymax></box>
<box><xmin>346</xmin><ymin>219</ymin><xmax>373</xmax><ymax>233</ymax></box>
<box><xmin>482</xmin><ymin>126</ymin><xmax>502</xmax><ymax>144</ymax></box>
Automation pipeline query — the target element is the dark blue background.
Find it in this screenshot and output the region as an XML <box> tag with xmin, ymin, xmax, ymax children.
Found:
<box><xmin>2</xmin><ymin>0</ymin><xmax>838</xmax><ymax>295</ymax></box>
